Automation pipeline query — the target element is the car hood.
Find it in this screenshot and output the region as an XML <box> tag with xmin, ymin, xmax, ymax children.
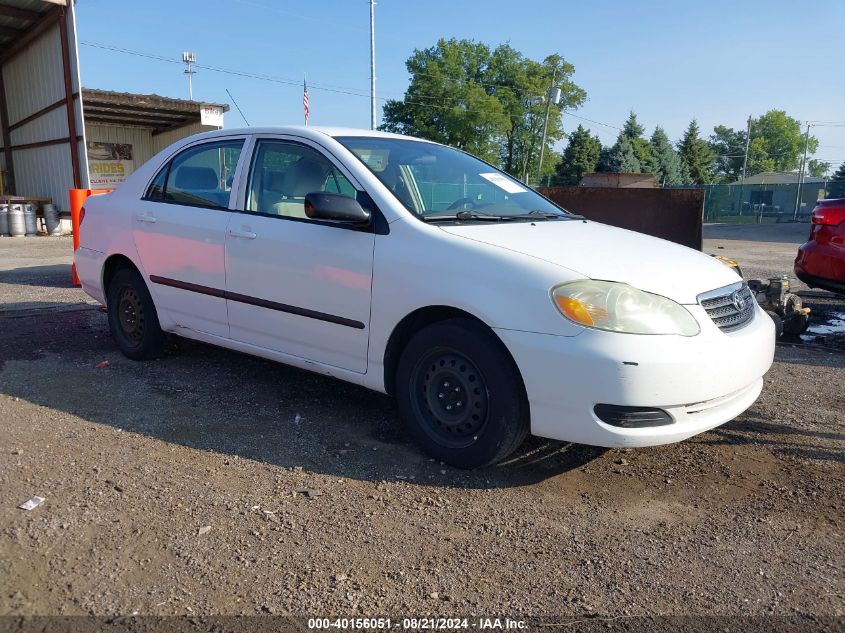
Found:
<box><xmin>439</xmin><ymin>219</ymin><xmax>741</xmax><ymax>304</ymax></box>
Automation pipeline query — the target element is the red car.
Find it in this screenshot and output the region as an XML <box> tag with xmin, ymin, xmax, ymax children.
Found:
<box><xmin>795</xmin><ymin>199</ymin><xmax>845</xmax><ymax>295</ymax></box>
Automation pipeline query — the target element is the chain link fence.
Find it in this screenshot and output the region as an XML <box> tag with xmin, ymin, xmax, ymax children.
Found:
<box><xmin>698</xmin><ymin>181</ymin><xmax>835</xmax><ymax>224</ymax></box>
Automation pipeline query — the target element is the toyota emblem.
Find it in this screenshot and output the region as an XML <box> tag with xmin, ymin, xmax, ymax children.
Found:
<box><xmin>731</xmin><ymin>290</ymin><xmax>746</xmax><ymax>312</ymax></box>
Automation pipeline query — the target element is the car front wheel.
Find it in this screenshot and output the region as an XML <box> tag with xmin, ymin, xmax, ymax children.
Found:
<box><xmin>396</xmin><ymin>318</ymin><xmax>529</xmax><ymax>469</ymax></box>
<box><xmin>106</xmin><ymin>267</ymin><xmax>166</xmax><ymax>360</ymax></box>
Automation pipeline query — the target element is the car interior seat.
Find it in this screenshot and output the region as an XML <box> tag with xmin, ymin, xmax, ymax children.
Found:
<box><xmin>259</xmin><ymin>170</ymin><xmax>287</xmax><ymax>213</ymax></box>
<box><xmin>171</xmin><ymin>166</ymin><xmax>227</xmax><ymax>206</ymax></box>
<box><xmin>274</xmin><ymin>159</ymin><xmax>329</xmax><ymax>219</ymax></box>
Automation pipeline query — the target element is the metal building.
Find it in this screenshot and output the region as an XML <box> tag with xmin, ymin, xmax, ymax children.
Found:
<box><xmin>0</xmin><ymin>1</ymin><xmax>227</xmax><ymax>215</ymax></box>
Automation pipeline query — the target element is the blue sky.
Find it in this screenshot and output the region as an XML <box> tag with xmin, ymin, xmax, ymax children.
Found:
<box><xmin>76</xmin><ymin>0</ymin><xmax>845</xmax><ymax>169</ymax></box>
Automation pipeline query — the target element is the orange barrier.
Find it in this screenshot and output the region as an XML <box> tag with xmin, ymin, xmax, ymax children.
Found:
<box><xmin>69</xmin><ymin>188</ymin><xmax>113</xmax><ymax>286</ymax></box>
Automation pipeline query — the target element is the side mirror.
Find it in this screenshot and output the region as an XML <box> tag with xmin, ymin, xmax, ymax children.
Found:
<box><xmin>304</xmin><ymin>192</ymin><xmax>370</xmax><ymax>224</ymax></box>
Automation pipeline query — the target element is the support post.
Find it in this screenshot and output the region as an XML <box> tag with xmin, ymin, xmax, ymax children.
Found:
<box><xmin>0</xmin><ymin>67</ymin><xmax>15</xmax><ymax>194</ymax></box>
<box><xmin>58</xmin><ymin>7</ymin><xmax>81</xmax><ymax>189</ymax></box>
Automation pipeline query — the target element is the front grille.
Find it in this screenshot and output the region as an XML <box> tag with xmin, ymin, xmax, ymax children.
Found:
<box><xmin>697</xmin><ymin>281</ymin><xmax>755</xmax><ymax>332</ymax></box>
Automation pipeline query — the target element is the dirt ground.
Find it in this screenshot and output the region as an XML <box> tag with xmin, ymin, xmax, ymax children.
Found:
<box><xmin>0</xmin><ymin>225</ymin><xmax>842</xmax><ymax>624</ymax></box>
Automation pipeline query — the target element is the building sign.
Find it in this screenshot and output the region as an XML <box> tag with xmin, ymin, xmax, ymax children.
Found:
<box><xmin>87</xmin><ymin>142</ymin><xmax>134</xmax><ymax>187</ymax></box>
<box><xmin>200</xmin><ymin>105</ymin><xmax>224</xmax><ymax>127</ymax></box>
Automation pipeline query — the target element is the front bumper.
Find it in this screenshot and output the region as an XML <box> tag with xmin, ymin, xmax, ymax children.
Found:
<box><xmin>494</xmin><ymin>302</ymin><xmax>775</xmax><ymax>447</ymax></box>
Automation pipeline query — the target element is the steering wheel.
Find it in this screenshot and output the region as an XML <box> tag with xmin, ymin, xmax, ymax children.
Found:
<box><xmin>446</xmin><ymin>197</ymin><xmax>478</xmax><ymax>211</ymax></box>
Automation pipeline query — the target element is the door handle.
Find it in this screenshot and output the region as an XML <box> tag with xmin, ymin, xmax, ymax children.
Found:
<box><xmin>227</xmin><ymin>228</ymin><xmax>257</xmax><ymax>240</ymax></box>
<box><xmin>135</xmin><ymin>213</ymin><xmax>157</xmax><ymax>223</ymax></box>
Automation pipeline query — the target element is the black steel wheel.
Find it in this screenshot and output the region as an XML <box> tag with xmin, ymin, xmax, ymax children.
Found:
<box><xmin>107</xmin><ymin>267</ymin><xmax>166</xmax><ymax>360</ymax></box>
<box><xmin>411</xmin><ymin>350</ymin><xmax>489</xmax><ymax>449</ymax></box>
<box><xmin>117</xmin><ymin>285</ymin><xmax>146</xmax><ymax>345</ymax></box>
<box><xmin>396</xmin><ymin>318</ymin><xmax>529</xmax><ymax>468</ymax></box>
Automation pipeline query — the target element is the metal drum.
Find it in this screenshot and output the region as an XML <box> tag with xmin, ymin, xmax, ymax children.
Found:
<box><xmin>23</xmin><ymin>203</ymin><xmax>37</xmax><ymax>236</ymax></box>
<box><xmin>8</xmin><ymin>204</ymin><xmax>25</xmax><ymax>237</ymax></box>
<box><xmin>0</xmin><ymin>203</ymin><xmax>8</xmax><ymax>236</ymax></box>
<box><xmin>43</xmin><ymin>203</ymin><xmax>61</xmax><ymax>235</ymax></box>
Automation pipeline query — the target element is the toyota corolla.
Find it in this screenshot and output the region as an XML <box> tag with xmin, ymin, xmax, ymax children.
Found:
<box><xmin>75</xmin><ymin>127</ymin><xmax>776</xmax><ymax>468</ymax></box>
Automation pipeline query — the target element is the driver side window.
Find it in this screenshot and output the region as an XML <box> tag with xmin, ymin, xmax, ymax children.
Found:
<box><xmin>247</xmin><ymin>140</ymin><xmax>356</xmax><ymax>220</ymax></box>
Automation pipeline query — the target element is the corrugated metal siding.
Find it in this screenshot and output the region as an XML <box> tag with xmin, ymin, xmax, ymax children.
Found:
<box><xmin>4</xmin><ymin>24</ymin><xmax>64</xmax><ymax>124</ymax></box>
<box><xmin>9</xmin><ymin>105</ymin><xmax>66</xmax><ymax>146</ymax></box>
<box><xmin>86</xmin><ymin>123</ymin><xmax>156</xmax><ymax>171</ymax></box>
<box><xmin>1</xmin><ymin>9</ymin><xmax>85</xmax><ymax>208</ymax></box>
<box><xmin>152</xmin><ymin>123</ymin><xmax>219</xmax><ymax>155</ymax></box>
<box><xmin>13</xmin><ymin>143</ymin><xmax>73</xmax><ymax>209</ymax></box>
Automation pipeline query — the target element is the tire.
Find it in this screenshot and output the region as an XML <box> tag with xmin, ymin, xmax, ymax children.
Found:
<box><xmin>765</xmin><ymin>310</ymin><xmax>784</xmax><ymax>338</ymax></box>
<box><xmin>106</xmin><ymin>267</ymin><xmax>167</xmax><ymax>360</ymax></box>
<box><xmin>395</xmin><ymin>318</ymin><xmax>529</xmax><ymax>469</ymax></box>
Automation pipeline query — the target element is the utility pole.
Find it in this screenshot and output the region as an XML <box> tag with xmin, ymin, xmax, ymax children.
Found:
<box><xmin>182</xmin><ymin>52</ymin><xmax>197</xmax><ymax>100</ymax></box>
<box><xmin>369</xmin><ymin>0</ymin><xmax>377</xmax><ymax>130</ymax></box>
<box><xmin>535</xmin><ymin>67</ymin><xmax>559</xmax><ymax>187</ymax></box>
<box><xmin>737</xmin><ymin>114</ymin><xmax>751</xmax><ymax>216</ymax></box>
<box><xmin>793</xmin><ymin>123</ymin><xmax>811</xmax><ymax>221</ymax></box>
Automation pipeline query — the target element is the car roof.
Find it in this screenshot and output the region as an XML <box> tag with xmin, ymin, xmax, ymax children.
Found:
<box><xmin>184</xmin><ymin>125</ymin><xmax>438</xmax><ymax>144</ymax></box>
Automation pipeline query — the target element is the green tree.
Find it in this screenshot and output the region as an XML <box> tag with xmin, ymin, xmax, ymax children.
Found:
<box><xmin>380</xmin><ymin>39</ymin><xmax>509</xmax><ymax>163</ymax></box>
<box><xmin>621</xmin><ymin>112</ymin><xmax>653</xmax><ymax>172</ymax></box>
<box><xmin>747</xmin><ymin>110</ymin><xmax>818</xmax><ymax>174</ymax></box>
<box><xmin>806</xmin><ymin>159</ymin><xmax>830</xmax><ymax>178</ymax></box>
<box><xmin>381</xmin><ymin>39</ymin><xmax>586</xmax><ymax>179</ymax></box>
<box><xmin>827</xmin><ymin>161</ymin><xmax>845</xmax><ymax>198</ymax></box>
<box><xmin>709</xmin><ymin>124</ymin><xmax>746</xmax><ymax>183</ymax></box>
<box><xmin>650</xmin><ymin>126</ymin><xmax>686</xmax><ymax>186</ymax></box>
<box><xmin>553</xmin><ymin>124</ymin><xmax>601</xmax><ymax>185</ymax></box>
<box><xmin>600</xmin><ymin>112</ymin><xmax>652</xmax><ymax>174</ymax></box>
<box><xmin>678</xmin><ymin>120</ymin><xmax>714</xmax><ymax>184</ymax></box>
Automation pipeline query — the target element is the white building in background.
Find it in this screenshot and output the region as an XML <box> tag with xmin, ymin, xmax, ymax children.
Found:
<box><xmin>0</xmin><ymin>1</ymin><xmax>227</xmax><ymax>212</ymax></box>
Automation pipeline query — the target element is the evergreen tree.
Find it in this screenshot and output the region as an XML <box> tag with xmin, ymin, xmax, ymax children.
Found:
<box><xmin>553</xmin><ymin>125</ymin><xmax>602</xmax><ymax>185</ymax></box>
<box><xmin>678</xmin><ymin>120</ymin><xmax>714</xmax><ymax>184</ymax></box>
<box><xmin>602</xmin><ymin>112</ymin><xmax>652</xmax><ymax>174</ymax></box>
<box><xmin>828</xmin><ymin>161</ymin><xmax>845</xmax><ymax>198</ymax></box>
<box><xmin>649</xmin><ymin>127</ymin><xmax>685</xmax><ymax>186</ymax></box>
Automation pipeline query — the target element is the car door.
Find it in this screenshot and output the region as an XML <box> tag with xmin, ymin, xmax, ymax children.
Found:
<box><xmin>224</xmin><ymin>137</ymin><xmax>375</xmax><ymax>373</ymax></box>
<box><xmin>133</xmin><ymin>137</ymin><xmax>245</xmax><ymax>337</ymax></box>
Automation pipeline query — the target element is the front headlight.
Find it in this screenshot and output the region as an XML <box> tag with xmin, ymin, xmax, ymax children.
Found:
<box><xmin>550</xmin><ymin>280</ymin><xmax>700</xmax><ymax>336</ymax></box>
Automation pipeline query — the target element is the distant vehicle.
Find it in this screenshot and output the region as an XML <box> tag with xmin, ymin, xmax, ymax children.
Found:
<box><xmin>75</xmin><ymin>127</ymin><xmax>775</xmax><ymax>468</ymax></box>
<box><xmin>795</xmin><ymin>199</ymin><xmax>845</xmax><ymax>296</ymax></box>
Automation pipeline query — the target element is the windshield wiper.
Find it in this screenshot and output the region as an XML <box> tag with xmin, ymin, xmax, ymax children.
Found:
<box><xmin>509</xmin><ymin>209</ymin><xmax>582</xmax><ymax>220</ymax></box>
<box><xmin>420</xmin><ymin>210</ymin><xmax>514</xmax><ymax>222</ymax></box>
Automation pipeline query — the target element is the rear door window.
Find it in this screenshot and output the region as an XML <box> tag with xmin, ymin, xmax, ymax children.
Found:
<box><xmin>146</xmin><ymin>140</ymin><xmax>244</xmax><ymax>209</ymax></box>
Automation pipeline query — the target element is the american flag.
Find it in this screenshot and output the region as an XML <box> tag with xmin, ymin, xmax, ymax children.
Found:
<box><xmin>303</xmin><ymin>77</ymin><xmax>309</xmax><ymax>124</ymax></box>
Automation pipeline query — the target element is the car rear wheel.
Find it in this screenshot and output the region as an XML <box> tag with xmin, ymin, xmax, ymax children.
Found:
<box><xmin>396</xmin><ymin>318</ymin><xmax>529</xmax><ymax>469</ymax></box>
<box><xmin>106</xmin><ymin>267</ymin><xmax>166</xmax><ymax>360</ymax></box>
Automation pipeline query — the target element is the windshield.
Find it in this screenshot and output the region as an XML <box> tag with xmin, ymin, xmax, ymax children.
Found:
<box><xmin>335</xmin><ymin>136</ymin><xmax>571</xmax><ymax>220</ymax></box>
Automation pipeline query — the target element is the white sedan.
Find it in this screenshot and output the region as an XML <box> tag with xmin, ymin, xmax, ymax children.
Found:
<box><xmin>75</xmin><ymin>127</ymin><xmax>775</xmax><ymax>468</ymax></box>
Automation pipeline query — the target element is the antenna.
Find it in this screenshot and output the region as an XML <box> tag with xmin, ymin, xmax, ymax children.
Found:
<box><xmin>182</xmin><ymin>51</ymin><xmax>197</xmax><ymax>100</ymax></box>
<box><xmin>226</xmin><ymin>88</ymin><xmax>250</xmax><ymax>126</ymax></box>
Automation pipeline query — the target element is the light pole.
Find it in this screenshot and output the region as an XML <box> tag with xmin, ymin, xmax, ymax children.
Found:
<box><xmin>369</xmin><ymin>0</ymin><xmax>377</xmax><ymax>130</ymax></box>
<box><xmin>182</xmin><ymin>51</ymin><xmax>196</xmax><ymax>100</ymax></box>
<box><xmin>793</xmin><ymin>123</ymin><xmax>811</xmax><ymax>221</ymax></box>
<box><xmin>737</xmin><ymin>114</ymin><xmax>751</xmax><ymax>215</ymax></box>
<box><xmin>536</xmin><ymin>68</ymin><xmax>560</xmax><ymax>186</ymax></box>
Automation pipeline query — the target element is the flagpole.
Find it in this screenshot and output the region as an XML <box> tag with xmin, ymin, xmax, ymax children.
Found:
<box><xmin>303</xmin><ymin>73</ymin><xmax>308</xmax><ymax>126</ymax></box>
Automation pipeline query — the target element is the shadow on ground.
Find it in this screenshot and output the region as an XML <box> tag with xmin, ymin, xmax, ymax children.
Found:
<box><xmin>0</xmin><ymin>306</ymin><xmax>606</xmax><ymax>489</ymax></box>
<box><xmin>0</xmin><ymin>264</ymin><xmax>75</xmax><ymax>288</ymax></box>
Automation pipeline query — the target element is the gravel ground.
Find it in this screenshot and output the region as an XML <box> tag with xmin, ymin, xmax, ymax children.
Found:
<box><xmin>0</xmin><ymin>226</ymin><xmax>842</xmax><ymax>623</ymax></box>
